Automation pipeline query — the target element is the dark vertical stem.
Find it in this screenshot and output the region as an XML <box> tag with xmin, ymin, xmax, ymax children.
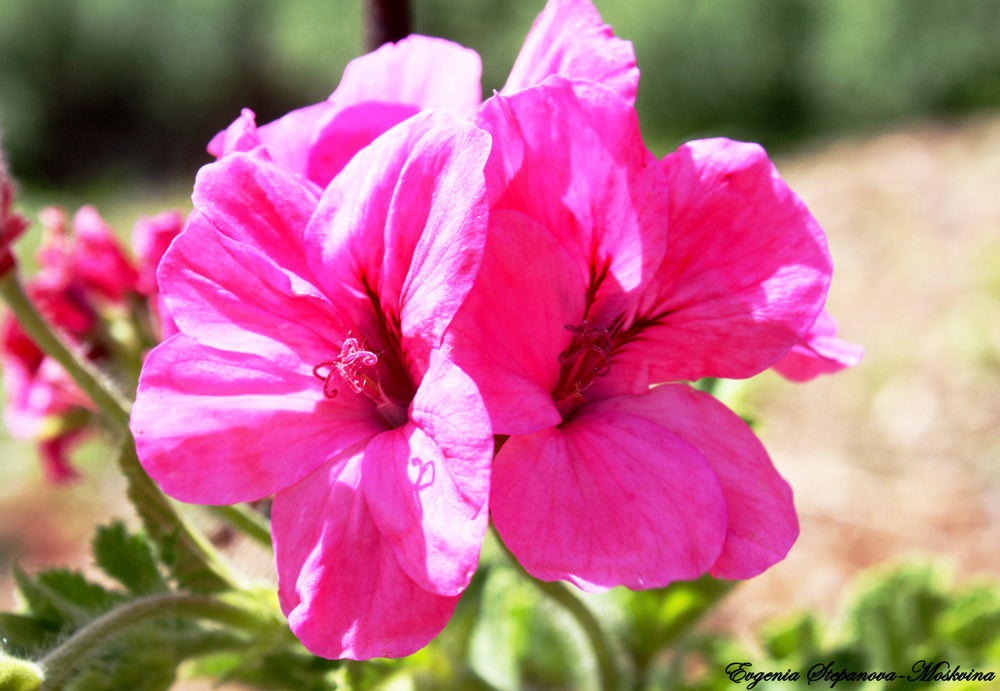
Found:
<box><xmin>365</xmin><ymin>0</ymin><xmax>411</xmax><ymax>52</ymax></box>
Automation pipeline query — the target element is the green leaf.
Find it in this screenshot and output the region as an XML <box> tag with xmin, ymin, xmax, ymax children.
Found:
<box><xmin>760</xmin><ymin>612</ymin><xmax>820</xmax><ymax>661</ymax></box>
<box><xmin>940</xmin><ymin>584</ymin><xmax>1000</xmax><ymax>651</ymax></box>
<box><xmin>10</xmin><ymin>564</ymin><xmax>116</xmax><ymax>628</ymax></box>
<box><xmin>93</xmin><ymin>521</ymin><xmax>168</xmax><ymax>596</ymax></box>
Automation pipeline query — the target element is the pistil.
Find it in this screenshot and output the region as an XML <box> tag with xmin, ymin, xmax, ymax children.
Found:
<box><xmin>552</xmin><ymin>320</ymin><xmax>614</xmax><ymax>417</ymax></box>
<box><xmin>313</xmin><ymin>336</ymin><xmax>409</xmax><ymax>427</ymax></box>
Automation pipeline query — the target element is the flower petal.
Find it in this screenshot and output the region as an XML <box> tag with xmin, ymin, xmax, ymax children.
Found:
<box><xmin>131</xmin><ymin>334</ymin><xmax>383</xmax><ymax>505</ymax></box>
<box><xmin>305</xmin><ymin>109</ymin><xmax>490</xmax><ymax>377</ymax></box>
<box><xmin>362</xmin><ymin>350</ymin><xmax>492</xmax><ymax>596</ymax></box>
<box><xmin>274</xmin><ymin>449</ymin><xmax>460</xmax><ymax>660</ymax></box>
<box><xmin>449</xmin><ymin>209</ymin><xmax>583</xmax><ymax>435</ymax></box>
<box><xmin>502</xmin><ymin>0</ymin><xmax>638</xmax><ymax>104</ymax></box>
<box><xmin>587</xmin><ymin>385</ymin><xmax>798</xmax><ymax>580</ymax></box>
<box><xmin>772</xmin><ymin>310</ymin><xmax>864</xmax><ymax>382</ymax></box>
<box><xmin>257</xmin><ymin>102</ymin><xmax>332</xmax><ymax>177</ymax></box>
<box><xmin>606</xmin><ymin>138</ymin><xmax>833</xmax><ymax>392</ymax></box>
<box><xmin>475</xmin><ymin>77</ymin><xmax>668</xmax><ymax>326</ymax></box>
<box><xmin>492</xmin><ymin>409</ymin><xmax>727</xmax><ymax>591</ymax></box>
<box><xmin>331</xmin><ymin>35</ymin><xmax>482</xmax><ymax>118</ymax></box>
<box><xmin>207</xmin><ymin>108</ymin><xmax>262</xmax><ymax>158</ymax></box>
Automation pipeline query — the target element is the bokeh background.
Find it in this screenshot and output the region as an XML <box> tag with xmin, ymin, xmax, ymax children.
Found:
<box><xmin>2</xmin><ymin>0</ymin><xmax>1000</xmax><ymax>677</ymax></box>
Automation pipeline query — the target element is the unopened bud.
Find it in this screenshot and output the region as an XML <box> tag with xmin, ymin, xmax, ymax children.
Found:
<box><xmin>0</xmin><ymin>649</ymin><xmax>44</xmax><ymax>691</ymax></box>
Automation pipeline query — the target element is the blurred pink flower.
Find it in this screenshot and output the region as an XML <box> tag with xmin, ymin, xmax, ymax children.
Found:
<box><xmin>132</xmin><ymin>209</ymin><xmax>185</xmax><ymax>339</ymax></box>
<box><xmin>450</xmin><ymin>78</ymin><xmax>833</xmax><ymax>591</ymax></box>
<box><xmin>131</xmin><ymin>111</ymin><xmax>494</xmax><ymax>659</ymax></box>
<box><xmin>772</xmin><ymin>309</ymin><xmax>864</xmax><ymax>382</ymax></box>
<box><xmin>0</xmin><ymin>158</ymin><xmax>29</xmax><ymax>278</ymax></box>
<box><xmin>207</xmin><ymin>0</ymin><xmax>636</xmax><ymax>186</ymax></box>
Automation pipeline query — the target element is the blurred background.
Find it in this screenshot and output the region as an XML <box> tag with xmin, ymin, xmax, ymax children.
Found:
<box><xmin>2</xmin><ymin>0</ymin><xmax>1000</xmax><ymax>676</ymax></box>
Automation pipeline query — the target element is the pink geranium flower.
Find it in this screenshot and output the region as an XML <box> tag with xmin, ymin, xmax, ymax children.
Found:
<box><xmin>772</xmin><ymin>309</ymin><xmax>864</xmax><ymax>382</ymax></box>
<box><xmin>0</xmin><ymin>155</ymin><xmax>29</xmax><ymax>278</ymax></box>
<box><xmin>450</xmin><ymin>77</ymin><xmax>833</xmax><ymax>590</ymax></box>
<box><xmin>207</xmin><ymin>0</ymin><xmax>636</xmax><ymax>185</ymax></box>
<box><xmin>130</xmin><ymin>110</ymin><xmax>494</xmax><ymax>659</ymax></box>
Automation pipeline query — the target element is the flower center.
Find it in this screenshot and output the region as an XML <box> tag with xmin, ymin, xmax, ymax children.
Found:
<box><xmin>313</xmin><ymin>336</ymin><xmax>409</xmax><ymax>428</ymax></box>
<box><xmin>551</xmin><ymin>320</ymin><xmax>614</xmax><ymax>417</ymax></box>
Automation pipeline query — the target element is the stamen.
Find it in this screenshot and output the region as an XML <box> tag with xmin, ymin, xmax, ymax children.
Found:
<box><xmin>557</xmin><ymin>321</ymin><xmax>612</xmax><ymax>378</ymax></box>
<box><xmin>312</xmin><ymin>336</ymin><xmax>380</xmax><ymax>399</ymax></box>
<box><xmin>552</xmin><ymin>320</ymin><xmax>616</xmax><ymax>418</ymax></box>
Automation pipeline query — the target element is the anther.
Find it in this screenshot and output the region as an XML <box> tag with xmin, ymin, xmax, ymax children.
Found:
<box><xmin>312</xmin><ymin>337</ymin><xmax>380</xmax><ymax>399</ymax></box>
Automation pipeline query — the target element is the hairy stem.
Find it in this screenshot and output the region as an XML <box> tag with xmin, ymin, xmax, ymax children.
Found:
<box><xmin>39</xmin><ymin>593</ymin><xmax>265</xmax><ymax>688</ymax></box>
<box><xmin>489</xmin><ymin>524</ymin><xmax>621</xmax><ymax>691</ymax></box>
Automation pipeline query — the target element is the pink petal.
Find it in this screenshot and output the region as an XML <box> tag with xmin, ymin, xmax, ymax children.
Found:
<box><xmin>38</xmin><ymin>431</ymin><xmax>84</xmax><ymax>484</ymax></box>
<box><xmin>502</xmin><ymin>0</ymin><xmax>638</xmax><ymax>104</ymax></box>
<box><xmin>207</xmin><ymin>108</ymin><xmax>262</xmax><ymax>158</ymax></box>
<box><xmin>492</xmin><ymin>409</ymin><xmax>727</xmax><ymax>591</ymax></box>
<box><xmin>257</xmin><ymin>102</ymin><xmax>332</xmax><ymax>177</ymax></box>
<box><xmin>475</xmin><ymin>77</ymin><xmax>668</xmax><ymax>327</ymax></box>
<box><xmin>587</xmin><ymin>385</ymin><xmax>798</xmax><ymax>580</ymax></box>
<box><xmin>274</xmin><ymin>450</ymin><xmax>460</xmax><ymax>660</ymax></box>
<box><xmin>362</xmin><ymin>350</ymin><xmax>492</xmax><ymax>595</ymax></box>
<box><xmin>305</xmin><ymin>109</ymin><xmax>490</xmax><ymax>377</ymax></box>
<box><xmin>772</xmin><ymin>311</ymin><xmax>864</xmax><ymax>382</ymax></box>
<box><xmin>132</xmin><ymin>209</ymin><xmax>185</xmax><ymax>296</ymax></box>
<box><xmin>605</xmin><ymin>138</ymin><xmax>832</xmax><ymax>393</ymax></box>
<box><xmin>131</xmin><ymin>334</ymin><xmax>384</xmax><ymax>505</ymax></box>
<box><xmin>72</xmin><ymin>206</ymin><xmax>140</xmax><ymax>302</ymax></box>
<box><xmin>449</xmin><ymin>210</ymin><xmax>583</xmax><ymax>435</ymax></box>
<box><xmin>160</xmin><ymin>211</ymin><xmax>343</xmax><ymax>372</ymax></box>
<box><xmin>305</xmin><ymin>101</ymin><xmax>421</xmax><ymax>187</ymax></box>
<box><xmin>331</xmin><ymin>35</ymin><xmax>482</xmax><ymax>118</ymax></box>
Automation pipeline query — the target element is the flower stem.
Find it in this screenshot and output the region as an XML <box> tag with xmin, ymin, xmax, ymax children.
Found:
<box><xmin>489</xmin><ymin>524</ymin><xmax>621</xmax><ymax>691</ymax></box>
<box><xmin>39</xmin><ymin>593</ymin><xmax>265</xmax><ymax>687</ymax></box>
<box><xmin>0</xmin><ymin>272</ymin><xmax>131</xmax><ymax>432</ymax></box>
<box><xmin>208</xmin><ymin>504</ymin><xmax>273</xmax><ymax>549</ymax></box>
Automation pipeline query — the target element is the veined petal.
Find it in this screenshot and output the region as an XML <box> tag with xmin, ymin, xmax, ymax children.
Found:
<box><xmin>161</xmin><ymin>211</ymin><xmax>345</xmax><ymax>370</ymax></box>
<box><xmin>305</xmin><ymin>109</ymin><xmax>490</xmax><ymax>377</ymax></box>
<box><xmin>332</xmin><ymin>35</ymin><xmax>482</xmax><ymax>118</ymax></box>
<box><xmin>491</xmin><ymin>409</ymin><xmax>727</xmax><ymax>591</ymax></box>
<box><xmin>475</xmin><ymin>77</ymin><xmax>668</xmax><ymax>326</ymax></box>
<box><xmin>449</xmin><ymin>210</ymin><xmax>582</xmax><ymax>435</ymax></box>
<box><xmin>502</xmin><ymin>0</ymin><xmax>638</xmax><ymax>104</ymax></box>
<box><xmin>608</xmin><ymin>138</ymin><xmax>832</xmax><ymax>391</ymax></box>
<box><xmin>131</xmin><ymin>335</ymin><xmax>383</xmax><ymax>505</ymax></box>
<box><xmin>257</xmin><ymin>101</ymin><xmax>333</xmax><ymax>178</ymax></box>
<box><xmin>773</xmin><ymin>310</ymin><xmax>864</xmax><ymax>382</ymax></box>
<box><xmin>361</xmin><ymin>351</ymin><xmax>491</xmax><ymax>596</ymax></box>
<box><xmin>587</xmin><ymin>385</ymin><xmax>798</xmax><ymax>580</ymax></box>
<box><xmin>274</xmin><ymin>450</ymin><xmax>460</xmax><ymax>660</ymax></box>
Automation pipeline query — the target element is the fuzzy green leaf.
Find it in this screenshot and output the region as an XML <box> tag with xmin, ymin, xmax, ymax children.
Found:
<box><xmin>93</xmin><ymin>521</ymin><xmax>168</xmax><ymax>596</ymax></box>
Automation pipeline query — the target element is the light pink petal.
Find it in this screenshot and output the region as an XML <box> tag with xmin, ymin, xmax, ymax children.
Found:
<box><xmin>274</xmin><ymin>449</ymin><xmax>460</xmax><ymax>660</ymax></box>
<box><xmin>772</xmin><ymin>311</ymin><xmax>864</xmax><ymax>382</ymax></box>
<box><xmin>502</xmin><ymin>0</ymin><xmax>638</xmax><ymax>104</ymax></box>
<box><xmin>449</xmin><ymin>210</ymin><xmax>583</xmax><ymax>435</ymax></box>
<box><xmin>305</xmin><ymin>109</ymin><xmax>490</xmax><ymax>377</ymax></box>
<box><xmin>603</xmin><ymin>138</ymin><xmax>832</xmax><ymax>393</ymax></box>
<box><xmin>332</xmin><ymin>35</ymin><xmax>482</xmax><ymax>118</ymax></box>
<box><xmin>131</xmin><ymin>335</ymin><xmax>383</xmax><ymax>505</ymax></box>
<box><xmin>587</xmin><ymin>385</ymin><xmax>798</xmax><ymax>580</ymax></box>
<box><xmin>305</xmin><ymin>101</ymin><xmax>421</xmax><ymax>187</ymax></box>
<box><xmin>475</xmin><ymin>77</ymin><xmax>668</xmax><ymax>326</ymax></box>
<box><xmin>207</xmin><ymin>108</ymin><xmax>262</xmax><ymax>158</ymax></box>
<box><xmin>257</xmin><ymin>102</ymin><xmax>332</xmax><ymax>177</ymax></box>
<box><xmin>160</xmin><ymin>211</ymin><xmax>344</xmax><ymax>371</ymax></box>
<box><xmin>362</xmin><ymin>350</ymin><xmax>492</xmax><ymax>595</ymax></box>
<box><xmin>492</xmin><ymin>409</ymin><xmax>727</xmax><ymax>591</ymax></box>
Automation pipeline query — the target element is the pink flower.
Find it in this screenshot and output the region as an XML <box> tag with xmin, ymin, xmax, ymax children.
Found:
<box><xmin>772</xmin><ymin>309</ymin><xmax>864</xmax><ymax>382</ymax></box>
<box><xmin>450</xmin><ymin>78</ymin><xmax>833</xmax><ymax>590</ymax></box>
<box><xmin>207</xmin><ymin>0</ymin><xmax>636</xmax><ymax>186</ymax></box>
<box><xmin>70</xmin><ymin>206</ymin><xmax>140</xmax><ymax>304</ymax></box>
<box><xmin>0</xmin><ymin>157</ymin><xmax>29</xmax><ymax>278</ymax></box>
<box><xmin>130</xmin><ymin>111</ymin><xmax>494</xmax><ymax>659</ymax></box>
<box><xmin>132</xmin><ymin>209</ymin><xmax>185</xmax><ymax>339</ymax></box>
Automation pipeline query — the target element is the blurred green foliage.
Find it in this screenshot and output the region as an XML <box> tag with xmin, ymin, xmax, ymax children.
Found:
<box><xmin>3</xmin><ymin>0</ymin><xmax>1000</xmax><ymax>183</ymax></box>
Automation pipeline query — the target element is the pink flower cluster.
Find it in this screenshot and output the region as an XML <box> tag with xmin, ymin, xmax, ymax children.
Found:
<box><xmin>1</xmin><ymin>206</ymin><xmax>183</xmax><ymax>481</ymax></box>
<box><xmin>130</xmin><ymin>0</ymin><xmax>862</xmax><ymax>660</ymax></box>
